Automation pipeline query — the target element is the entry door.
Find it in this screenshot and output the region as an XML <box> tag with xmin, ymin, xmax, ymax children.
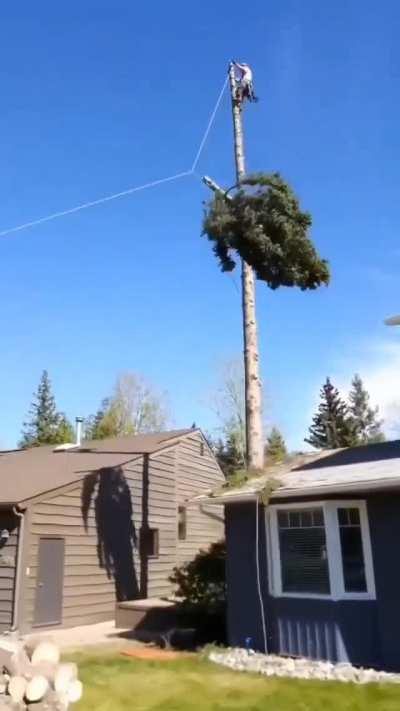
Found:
<box><xmin>34</xmin><ymin>538</ymin><xmax>65</xmax><ymax>627</ymax></box>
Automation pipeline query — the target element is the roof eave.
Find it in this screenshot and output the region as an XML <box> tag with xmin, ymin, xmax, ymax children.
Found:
<box><xmin>273</xmin><ymin>478</ymin><xmax>400</xmax><ymax>499</ymax></box>
<box><xmin>200</xmin><ymin>476</ymin><xmax>400</xmax><ymax>505</ymax></box>
<box><xmin>196</xmin><ymin>491</ymin><xmax>258</xmax><ymax>505</ymax></box>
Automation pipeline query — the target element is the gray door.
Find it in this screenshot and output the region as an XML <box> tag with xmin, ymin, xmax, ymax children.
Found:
<box><xmin>34</xmin><ymin>538</ymin><xmax>65</xmax><ymax>627</ymax></box>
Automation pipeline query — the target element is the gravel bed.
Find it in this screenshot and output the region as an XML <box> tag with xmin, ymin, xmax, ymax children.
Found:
<box><xmin>208</xmin><ymin>647</ymin><xmax>400</xmax><ymax>684</ymax></box>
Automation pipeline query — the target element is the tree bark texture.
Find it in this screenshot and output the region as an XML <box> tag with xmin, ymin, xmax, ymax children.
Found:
<box><xmin>229</xmin><ymin>64</ymin><xmax>264</xmax><ymax>469</ymax></box>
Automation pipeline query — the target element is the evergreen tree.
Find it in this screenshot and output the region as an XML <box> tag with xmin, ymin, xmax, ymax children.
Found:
<box><xmin>20</xmin><ymin>370</ymin><xmax>69</xmax><ymax>447</ymax></box>
<box><xmin>202</xmin><ymin>171</ymin><xmax>330</xmax><ymax>469</ymax></box>
<box><xmin>265</xmin><ymin>427</ymin><xmax>287</xmax><ymax>463</ymax></box>
<box><xmin>53</xmin><ymin>414</ymin><xmax>75</xmax><ymax>445</ymax></box>
<box><xmin>214</xmin><ymin>429</ymin><xmax>246</xmax><ymax>478</ymax></box>
<box><xmin>348</xmin><ymin>374</ymin><xmax>385</xmax><ymax>445</ymax></box>
<box><xmin>305</xmin><ymin>377</ymin><xmax>356</xmax><ymax>450</ymax></box>
<box><xmin>203</xmin><ymin>173</ymin><xmax>330</xmax><ymax>290</ymax></box>
<box><xmin>84</xmin><ymin>398</ymin><xmax>112</xmax><ymax>440</ymax></box>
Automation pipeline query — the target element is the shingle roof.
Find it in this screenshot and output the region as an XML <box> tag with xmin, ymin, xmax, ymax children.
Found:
<box><xmin>0</xmin><ymin>429</ymin><xmax>192</xmax><ymax>506</ymax></box>
<box><xmin>195</xmin><ymin>440</ymin><xmax>400</xmax><ymax>504</ymax></box>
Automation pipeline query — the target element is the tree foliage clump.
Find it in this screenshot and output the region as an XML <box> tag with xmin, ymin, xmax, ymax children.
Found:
<box><xmin>203</xmin><ymin>173</ymin><xmax>330</xmax><ymax>290</ymax></box>
<box><xmin>20</xmin><ymin>370</ymin><xmax>74</xmax><ymax>448</ymax></box>
<box><xmin>84</xmin><ymin>372</ymin><xmax>170</xmax><ymax>440</ymax></box>
<box><xmin>349</xmin><ymin>374</ymin><xmax>385</xmax><ymax>445</ymax></box>
<box><xmin>169</xmin><ymin>540</ymin><xmax>226</xmax><ymax>612</ymax></box>
<box><xmin>211</xmin><ymin>432</ymin><xmax>246</xmax><ymax>478</ymax></box>
<box><xmin>208</xmin><ymin>359</ymin><xmax>246</xmax><ymax>476</ymax></box>
<box><xmin>265</xmin><ymin>426</ymin><xmax>287</xmax><ymax>463</ymax></box>
<box><xmin>306</xmin><ymin>378</ymin><xmax>356</xmax><ymax>450</ymax></box>
<box><xmin>306</xmin><ymin>375</ymin><xmax>386</xmax><ymax>450</ymax></box>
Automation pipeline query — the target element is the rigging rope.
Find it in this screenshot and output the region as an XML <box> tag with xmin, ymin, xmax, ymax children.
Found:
<box><xmin>0</xmin><ymin>172</ymin><xmax>191</xmax><ymax>238</ymax></box>
<box><xmin>0</xmin><ymin>75</ymin><xmax>228</xmax><ymax>239</ymax></box>
<box><xmin>191</xmin><ymin>75</ymin><xmax>229</xmax><ymax>172</ymax></box>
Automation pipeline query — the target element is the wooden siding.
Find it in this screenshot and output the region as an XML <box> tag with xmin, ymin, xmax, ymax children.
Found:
<box><xmin>176</xmin><ymin>432</ymin><xmax>224</xmax><ymax>567</ymax></box>
<box><xmin>21</xmin><ymin>433</ymin><xmax>224</xmax><ymax>631</ymax></box>
<box><xmin>24</xmin><ymin>449</ymin><xmax>179</xmax><ymax>629</ymax></box>
<box><xmin>146</xmin><ymin>450</ymin><xmax>177</xmax><ymax>598</ymax></box>
<box><xmin>0</xmin><ymin>512</ymin><xmax>19</xmax><ymax>631</ymax></box>
<box><xmin>25</xmin><ymin>456</ymin><xmax>139</xmax><ymax>629</ymax></box>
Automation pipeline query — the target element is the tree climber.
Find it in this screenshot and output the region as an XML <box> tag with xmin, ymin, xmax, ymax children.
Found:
<box><xmin>232</xmin><ymin>61</ymin><xmax>258</xmax><ymax>103</ymax></box>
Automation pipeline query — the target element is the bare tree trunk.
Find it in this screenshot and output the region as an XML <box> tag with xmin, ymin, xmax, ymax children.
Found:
<box><xmin>228</xmin><ymin>64</ymin><xmax>264</xmax><ymax>469</ymax></box>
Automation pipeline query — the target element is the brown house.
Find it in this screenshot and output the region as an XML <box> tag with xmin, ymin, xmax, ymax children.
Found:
<box><xmin>0</xmin><ymin>428</ymin><xmax>224</xmax><ymax>633</ymax></box>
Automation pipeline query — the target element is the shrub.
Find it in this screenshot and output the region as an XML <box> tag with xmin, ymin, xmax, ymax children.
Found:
<box><xmin>169</xmin><ymin>540</ymin><xmax>226</xmax><ymax>611</ymax></box>
<box><xmin>169</xmin><ymin>541</ymin><xmax>226</xmax><ymax>644</ymax></box>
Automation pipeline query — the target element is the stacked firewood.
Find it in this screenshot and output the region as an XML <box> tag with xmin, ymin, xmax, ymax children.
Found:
<box><xmin>0</xmin><ymin>638</ymin><xmax>82</xmax><ymax>709</ymax></box>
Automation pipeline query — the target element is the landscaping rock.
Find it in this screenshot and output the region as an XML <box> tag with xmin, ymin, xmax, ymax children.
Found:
<box><xmin>207</xmin><ymin>647</ymin><xmax>400</xmax><ymax>684</ymax></box>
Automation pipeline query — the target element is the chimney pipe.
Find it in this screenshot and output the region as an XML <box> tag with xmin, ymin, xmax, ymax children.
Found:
<box><xmin>75</xmin><ymin>417</ymin><xmax>83</xmax><ymax>447</ymax></box>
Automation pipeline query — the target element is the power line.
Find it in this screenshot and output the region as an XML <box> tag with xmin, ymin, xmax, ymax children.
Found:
<box><xmin>0</xmin><ymin>76</ymin><xmax>228</xmax><ymax>239</ymax></box>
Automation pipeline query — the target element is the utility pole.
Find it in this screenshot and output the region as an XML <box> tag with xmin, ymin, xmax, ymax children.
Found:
<box><xmin>228</xmin><ymin>62</ymin><xmax>264</xmax><ymax>469</ymax></box>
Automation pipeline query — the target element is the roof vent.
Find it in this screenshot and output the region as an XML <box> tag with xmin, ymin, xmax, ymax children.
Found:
<box><xmin>53</xmin><ymin>416</ymin><xmax>84</xmax><ymax>452</ymax></box>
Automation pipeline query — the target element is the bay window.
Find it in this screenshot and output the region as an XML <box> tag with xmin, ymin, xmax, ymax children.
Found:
<box><xmin>268</xmin><ymin>501</ymin><xmax>375</xmax><ymax>600</ymax></box>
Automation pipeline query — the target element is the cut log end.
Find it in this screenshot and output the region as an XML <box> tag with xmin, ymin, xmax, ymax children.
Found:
<box><xmin>26</xmin><ymin>674</ymin><xmax>49</xmax><ymax>703</ymax></box>
<box><xmin>0</xmin><ymin>636</ymin><xmax>82</xmax><ymax>708</ymax></box>
<box><xmin>8</xmin><ymin>675</ymin><xmax>27</xmax><ymax>704</ymax></box>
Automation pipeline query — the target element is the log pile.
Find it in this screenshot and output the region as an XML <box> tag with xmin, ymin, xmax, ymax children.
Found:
<box><xmin>0</xmin><ymin>638</ymin><xmax>82</xmax><ymax>709</ymax></box>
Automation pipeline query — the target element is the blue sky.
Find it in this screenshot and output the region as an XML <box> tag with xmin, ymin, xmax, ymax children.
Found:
<box><xmin>1</xmin><ymin>1</ymin><xmax>400</xmax><ymax>449</ymax></box>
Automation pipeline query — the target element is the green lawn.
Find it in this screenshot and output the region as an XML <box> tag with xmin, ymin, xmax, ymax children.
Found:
<box><xmin>71</xmin><ymin>652</ymin><xmax>400</xmax><ymax>711</ymax></box>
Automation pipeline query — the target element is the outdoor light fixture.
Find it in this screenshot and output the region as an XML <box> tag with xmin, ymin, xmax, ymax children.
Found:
<box><xmin>0</xmin><ymin>530</ymin><xmax>9</xmax><ymax>542</ymax></box>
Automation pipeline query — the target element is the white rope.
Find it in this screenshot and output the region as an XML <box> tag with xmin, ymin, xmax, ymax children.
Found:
<box><xmin>0</xmin><ymin>74</ymin><xmax>229</xmax><ymax>240</ymax></box>
<box><xmin>0</xmin><ymin>171</ymin><xmax>192</xmax><ymax>238</ymax></box>
<box><xmin>191</xmin><ymin>75</ymin><xmax>229</xmax><ymax>172</ymax></box>
<box><xmin>256</xmin><ymin>497</ymin><xmax>268</xmax><ymax>653</ymax></box>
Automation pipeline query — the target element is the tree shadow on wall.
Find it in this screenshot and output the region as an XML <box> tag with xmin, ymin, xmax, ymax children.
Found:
<box><xmin>81</xmin><ymin>465</ymin><xmax>139</xmax><ymax>601</ymax></box>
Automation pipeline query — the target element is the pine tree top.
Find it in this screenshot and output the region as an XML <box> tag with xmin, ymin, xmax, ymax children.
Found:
<box><xmin>202</xmin><ymin>172</ymin><xmax>330</xmax><ymax>290</ymax></box>
<box><xmin>305</xmin><ymin>377</ymin><xmax>356</xmax><ymax>450</ymax></box>
<box><xmin>265</xmin><ymin>426</ymin><xmax>287</xmax><ymax>463</ymax></box>
<box><xmin>348</xmin><ymin>373</ymin><xmax>385</xmax><ymax>444</ymax></box>
<box><xmin>20</xmin><ymin>370</ymin><xmax>73</xmax><ymax>448</ymax></box>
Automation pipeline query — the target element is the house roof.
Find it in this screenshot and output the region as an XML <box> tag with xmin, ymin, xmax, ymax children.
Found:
<box><xmin>194</xmin><ymin>440</ymin><xmax>400</xmax><ymax>504</ymax></box>
<box><xmin>0</xmin><ymin>429</ymin><xmax>193</xmax><ymax>506</ymax></box>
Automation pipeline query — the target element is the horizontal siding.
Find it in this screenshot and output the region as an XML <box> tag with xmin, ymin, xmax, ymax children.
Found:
<box><xmin>145</xmin><ymin>449</ymin><xmax>177</xmax><ymax>598</ymax></box>
<box><xmin>0</xmin><ymin>512</ymin><xmax>19</xmax><ymax>632</ymax></box>
<box><xmin>22</xmin><ymin>435</ymin><xmax>224</xmax><ymax>630</ymax></box>
<box><xmin>24</xmin><ymin>448</ymin><xmax>181</xmax><ymax>628</ymax></box>
<box><xmin>25</xmin><ymin>460</ymin><xmax>145</xmax><ymax>630</ymax></box>
<box><xmin>176</xmin><ymin>433</ymin><xmax>224</xmax><ymax>567</ymax></box>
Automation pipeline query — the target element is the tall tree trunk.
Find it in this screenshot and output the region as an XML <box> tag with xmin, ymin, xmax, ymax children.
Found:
<box><xmin>229</xmin><ymin>64</ymin><xmax>264</xmax><ymax>469</ymax></box>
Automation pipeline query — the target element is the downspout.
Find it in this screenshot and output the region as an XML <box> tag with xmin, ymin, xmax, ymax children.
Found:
<box><xmin>255</xmin><ymin>497</ymin><xmax>268</xmax><ymax>653</ymax></box>
<box><xmin>11</xmin><ymin>506</ymin><xmax>25</xmax><ymax>632</ymax></box>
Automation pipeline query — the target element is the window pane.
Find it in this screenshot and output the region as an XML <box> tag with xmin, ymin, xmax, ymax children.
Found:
<box><xmin>313</xmin><ymin>509</ymin><xmax>324</xmax><ymax>526</ymax></box>
<box><xmin>301</xmin><ymin>511</ymin><xmax>312</xmax><ymax>528</ymax></box>
<box><xmin>278</xmin><ymin>508</ymin><xmax>330</xmax><ymax>595</ymax></box>
<box><xmin>278</xmin><ymin>511</ymin><xmax>289</xmax><ymax>528</ymax></box>
<box><xmin>141</xmin><ymin>528</ymin><xmax>159</xmax><ymax>558</ymax></box>
<box><xmin>338</xmin><ymin>508</ymin><xmax>349</xmax><ymax>526</ymax></box>
<box><xmin>178</xmin><ymin>506</ymin><xmax>187</xmax><ymax>541</ymax></box>
<box><xmin>338</xmin><ymin>508</ymin><xmax>367</xmax><ymax>592</ymax></box>
<box><xmin>349</xmin><ymin>508</ymin><xmax>360</xmax><ymax>526</ymax></box>
<box><xmin>289</xmin><ymin>511</ymin><xmax>301</xmax><ymax>528</ymax></box>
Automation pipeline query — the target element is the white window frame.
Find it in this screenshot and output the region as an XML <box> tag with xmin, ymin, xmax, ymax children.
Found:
<box><xmin>266</xmin><ymin>500</ymin><xmax>376</xmax><ymax>601</ymax></box>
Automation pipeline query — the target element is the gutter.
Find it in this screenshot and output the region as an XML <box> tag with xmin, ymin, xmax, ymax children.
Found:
<box><xmin>11</xmin><ymin>505</ymin><xmax>25</xmax><ymax>631</ymax></box>
<box><xmin>196</xmin><ymin>492</ymin><xmax>259</xmax><ymax>505</ymax></box>
<box><xmin>198</xmin><ymin>476</ymin><xmax>400</xmax><ymax>505</ymax></box>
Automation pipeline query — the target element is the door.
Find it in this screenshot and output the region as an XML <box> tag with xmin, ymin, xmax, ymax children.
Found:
<box><xmin>34</xmin><ymin>538</ymin><xmax>65</xmax><ymax>627</ymax></box>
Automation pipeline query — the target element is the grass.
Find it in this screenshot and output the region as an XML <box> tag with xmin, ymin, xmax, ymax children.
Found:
<box><xmin>70</xmin><ymin>651</ymin><xmax>400</xmax><ymax>711</ymax></box>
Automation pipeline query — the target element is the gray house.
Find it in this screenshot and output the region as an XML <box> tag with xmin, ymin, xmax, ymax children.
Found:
<box><xmin>197</xmin><ymin>440</ymin><xmax>400</xmax><ymax>671</ymax></box>
<box><xmin>0</xmin><ymin>428</ymin><xmax>224</xmax><ymax>633</ymax></box>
